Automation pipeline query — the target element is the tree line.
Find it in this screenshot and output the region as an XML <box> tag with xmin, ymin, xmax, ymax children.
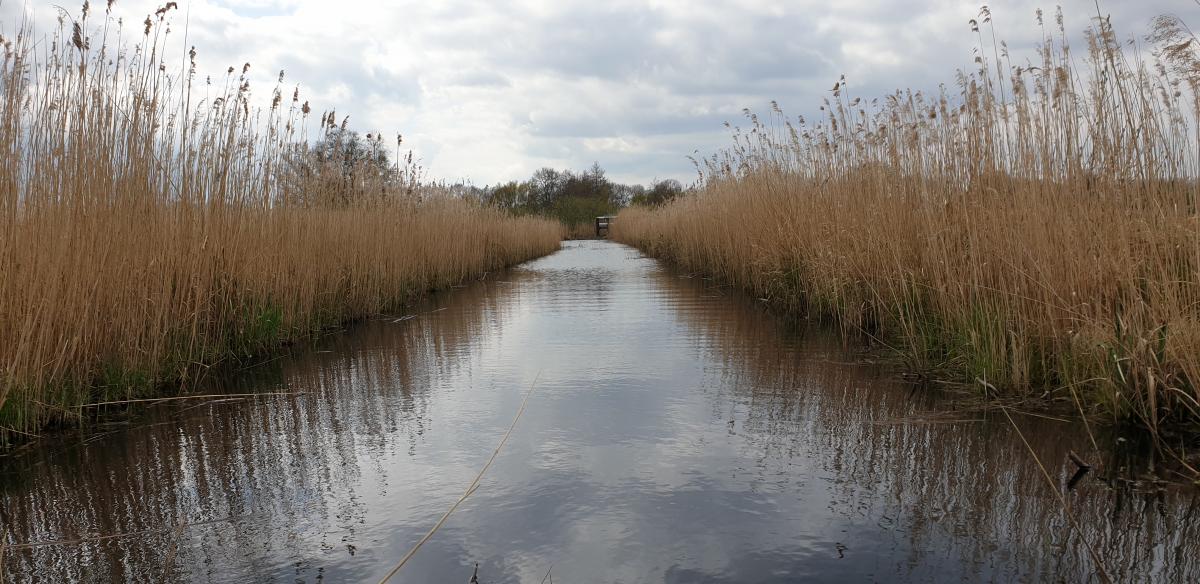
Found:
<box><xmin>299</xmin><ymin>129</ymin><xmax>687</xmax><ymax>224</ymax></box>
<box><xmin>483</xmin><ymin>164</ymin><xmax>686</xmax><ymax>226</ymax></box>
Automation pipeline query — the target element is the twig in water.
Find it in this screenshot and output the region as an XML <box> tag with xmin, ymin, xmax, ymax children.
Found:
<box><xmin>1067</xmin><ymin>384</ymin><xmax>1101</xmax><ymax>454</ymax></box>
<box><xmin>174</xmin><ymin>398</ymin><xmax>247</xmax><ymax>415</ymax></box>
<box><xmin>7</xmin><ymin>514</ymin><xmax>259</xmax><ymax>549</ymax></box>
<box><xmin>376</xmin><ymin>372</ymin><xmax>542</xmax><ymax>584</ymax></box>
<box><xmin>1068</xmin><ymin>450</ymin><xmax>1092</xmax><ymax>470</ymax></box>
<box><xmin>1001</xmin><ymin>407</ymin><xmax>1071</xmax><ymax>423</ymax></box>
<box><xmin>988</xmin><ymin>379</ymin><xmax>1111</xmax><ymax>583</ymax></box>
<box><xmin>236</xmin><ymin>353</ymin><xmax>290</xmax><ymax>371</ymax></box>
<box><xmin>82</xmin><ymin>431</ymin><xmax>118</xmax><ymax>445</ymax></box>
<box><xmin>540</xmin><ymin>564</ymin><xmax>554</xmax><ymax>584</ymax></box>
<box><xmin>0</xmin><ymin>426</ymin><xmax>38</xmax><ymax>439</ymax></box>
<box><xmin>160</xmin><ymin>523</ymin><xmax>186</xmax><ymax>581</ymax></box>
<box><xmin>79</xmin><ymin>392</ymin><xmax>303</xmax><ymax>408</ymax></box>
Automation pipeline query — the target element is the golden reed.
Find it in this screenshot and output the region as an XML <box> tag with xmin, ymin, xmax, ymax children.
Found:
<box><xmin>0</xmin><ymin>3</ymin><xmax>562</xmax><ymax>442</ymax></box>
<box><xmin>615</xmin><ymin>8</ymin><xmax>1200</xmax><ymax>436</ymax></box>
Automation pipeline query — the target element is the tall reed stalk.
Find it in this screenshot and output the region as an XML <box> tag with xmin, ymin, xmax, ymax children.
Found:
<box><xmin>0</xmin><ymin>3</ymin><xmax>563</xmax><ymax>444</ymax></box>
<box><xmin>614</xmin><ymin>7</ymin><xmax>1200</xmax><ymax>435</ymax></box>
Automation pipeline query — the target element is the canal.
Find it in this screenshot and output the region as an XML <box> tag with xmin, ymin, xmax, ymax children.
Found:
<box><xmin>1</xmin><ymin>241</ymin><xmax>1196</xmax><ymax>582</ymax></box>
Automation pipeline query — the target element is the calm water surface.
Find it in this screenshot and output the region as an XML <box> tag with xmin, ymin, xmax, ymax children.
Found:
<box><xmin>2</xmin><ymin>241</ymin><xmax>1197</xmax><ymax>583</ymax></box>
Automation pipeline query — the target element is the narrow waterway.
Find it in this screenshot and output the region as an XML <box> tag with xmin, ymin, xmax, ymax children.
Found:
<box><xmin>1</xmin><ymin>241</ymin><xmax>1196</xmax><ymax>583</ymax></box>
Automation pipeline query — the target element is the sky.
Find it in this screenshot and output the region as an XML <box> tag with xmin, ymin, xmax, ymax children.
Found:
<box><xmin>2</xmin><ymin>0</ymin><xmax>1194</xmax><ymax>186</ymax></box>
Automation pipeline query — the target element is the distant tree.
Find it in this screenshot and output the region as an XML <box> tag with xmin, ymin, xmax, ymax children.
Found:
<box><xmin>632</xmin><ymin>178</ymin><xmax>683</xmax><ymax>206</ymax></box>
<box><xmin>611</xmin><ymin>183</ymin><xmax>644</xmax><ymax>207</ymax></box>
<box><xmin>485</xmin><ymin>164</ymin><xmax>682</xmax><ymax>226</ymax></box>
<box><xmin>528</xmin><ymin>167</ymin><xmax>564</xmax><ymax>210</ymax></box>
<box><xmin>490</xmin><ymin>181</ymin><xmax>530</xmax><ymax>211</ymax></box>
<box><xmin>580</xmin><ymin>162</ymin><xmax>615</xmax><ymax>202</ymax></box>
<box><xmin>312</xmin><ymin>128</ymin><xmax>392</xmax><ymax>178</ymax></box>
<box><xmin>279</xmin><ymin>120</ymin><xmax>424</xmax><ymax>208</ymax></box>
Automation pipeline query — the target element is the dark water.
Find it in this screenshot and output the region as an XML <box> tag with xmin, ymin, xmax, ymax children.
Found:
<box><xmin>1</xmin><ymin>241</ymin><xmax>1197</xmax><ymax>583</ymax></box>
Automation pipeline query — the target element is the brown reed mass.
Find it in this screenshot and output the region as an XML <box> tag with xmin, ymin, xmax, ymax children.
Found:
<box><xmin>614</xmin><ymin>7</ymin><xmax>1200</xmax><ymax>437</ymax></box>
<box><xmin>0</xmin><ymin>3</ymin><xmax>563</xmax><ymax>443</ymax></box>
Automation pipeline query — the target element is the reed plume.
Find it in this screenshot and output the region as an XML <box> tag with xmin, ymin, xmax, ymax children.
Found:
<box><xmin>0</xmin><ymin>3</ymin><xmax>563</xmax><ymax>443</ymax></box>
<box><xmin>614</xmin><ymin>7</ymin><xmax>1200</xmax><ymax>436</ymax></box>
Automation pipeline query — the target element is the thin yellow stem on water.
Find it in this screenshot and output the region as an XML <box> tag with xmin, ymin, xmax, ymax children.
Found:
<box><xmin>997</xmin><ymin>400</ymin><xmax>1111</xmax><ymax>584</ymax></box>
<box><xmin>5</xmin><ymin>514</ymin><xmax>258</xmax><ymax>550</ymax></box>
<box><xmin>376</xmin><ymin>372</ymin><xmax>542</xmax><ymax>584</ymax></box>
<box><xmin>160</xmin><ymin>523</ymin><xmax>186</xmax><ymax>582</ymax></box>
<box><xmin>79</xmin><ymin>392</ymin><xmax>305</xmax><ymax>408</ymax></box>
<box><xmin>1068</xmin><ymin>385</ymin><xmax>1101</xmax><ymax>454</ymax></box>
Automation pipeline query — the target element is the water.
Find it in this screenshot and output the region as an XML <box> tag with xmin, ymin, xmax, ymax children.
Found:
<box><xmin>1</xmin><ymin>241</ymin><xmax>1196</xmax><ymax>583</ymax></box>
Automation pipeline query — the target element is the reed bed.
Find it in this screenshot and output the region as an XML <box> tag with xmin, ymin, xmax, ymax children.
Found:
<box><xmin>614</xmin><ymin>8</ymin><xmax>1200</xmax><ymax>435</ymax></box>
<box><xmin>0</xmin><ymin>3</ymin><xmax>562</xmax><ymax>443</ymax></box>
<box><xmin>563</xmin><ymin>221</ymin><xmax>599</xmax><ymax>240</ymax></box>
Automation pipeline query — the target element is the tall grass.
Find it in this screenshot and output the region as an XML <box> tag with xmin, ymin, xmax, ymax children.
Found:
<box><xmin>614</xmin><ymin>8</ymin><xmax>1200</xmax><ymax>435</ymax></box>
<box><xmin>0</xmin><ymin>3</ymin><xmax>563</xmax><ymax>443</ymax></box>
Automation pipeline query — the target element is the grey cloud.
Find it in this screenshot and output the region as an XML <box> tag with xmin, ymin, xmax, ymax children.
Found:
<box><xmin>417</xmin><ymin>4</ymin><xmax>667</xmax><ymax>83</ymax></box>
<box><xmin>2</xmin><ymin>0</ymin><xmax>1191</xmax><ymax>186</ymax></box>
<box><xmin>522</xmin><ymin>8</ymin><xmax>665</xmax><ymax>81</ymax></box>
<box><xmin>272</xmin><ymin>51</ymin><xmax>423</xmax><ymax>107</ymax></box>
<box><xmin>526</xmin><ymin>109</ymin><xmax>734</xmax><ymax>139</ymax></box>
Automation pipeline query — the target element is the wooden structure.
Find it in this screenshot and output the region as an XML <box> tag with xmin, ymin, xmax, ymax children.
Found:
<box><xmin>594</xmin><ymin>216</ymin><xmax>615</xmax><ymax>238</ymax></box>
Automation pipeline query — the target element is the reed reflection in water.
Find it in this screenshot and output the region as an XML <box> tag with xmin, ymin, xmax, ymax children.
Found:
<box><xmin>1</xmin><ymin>241</ymin><xmax>1196</xmax><ymax>583</ymax></box>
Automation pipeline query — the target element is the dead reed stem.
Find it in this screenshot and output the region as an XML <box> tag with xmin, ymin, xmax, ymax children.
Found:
<box><xmin>614</xmin><ymin>7</ymin><xmax>1200</xmax><ymax>436</ymax></box>
<box><xmin>4</xmin><ymin>514</ymin><xmax>258</xmax><ymax>550</ymax></box>
<box><xmin>0</xmin><ymin>4</ymin><xmax>563</xmax><ymax>444</ymax></box>
<box><xmin>376</xmin><ymin>372</ymin><xmax>542</xmax><ymax>584</ymax></box>
<box><xmin>79</xmin><ymin>392</ymin><xmax>305</xmax><ymax>409</ymax></box>
<box><xmin>160</xmin><ymin>523</ymin><xmax>186</xmax><ymax>582</ymax></box>
<box><xmin>997</xmin><ymin>400</ymin><xmax>1111</xmax><ymax>583</ymax></box>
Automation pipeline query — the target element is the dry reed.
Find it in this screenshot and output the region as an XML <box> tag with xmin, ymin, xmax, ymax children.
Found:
<box><xmin>0</xmin><ymin>3</ymin><xmax>562</xmax><ymax>443</ymax></box>
<box><xmin>614</xmin><ymin>7</ymin><xmax>1200</xmax><ymax>435</ymax></box>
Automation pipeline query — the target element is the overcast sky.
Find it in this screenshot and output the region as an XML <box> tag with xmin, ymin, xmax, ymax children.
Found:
<box><xmin>3</xmin><ymin>0</ymin><xmax>1194</xmax><ymax>186</ymax></box>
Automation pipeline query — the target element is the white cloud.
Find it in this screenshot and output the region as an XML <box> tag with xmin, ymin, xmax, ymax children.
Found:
<box><xmin>1</xmin><ymin>0</ymin><xmax>1193</xmax><ymax>185</ymax></box>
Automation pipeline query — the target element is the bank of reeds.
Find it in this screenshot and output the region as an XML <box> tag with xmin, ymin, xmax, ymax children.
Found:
<box><xmin>0</xmin><ymin>4</ymin><xmax>562</xmax><ymax>443</ymax></box>
<box><xmin>563</xmin><ymin>221</ymin><xmax>598</xmax><ymax>239</ymax></box>
<box><xmin>614</xmin><ymin>8</ymin><xmax>1200</xmax><ymax>436</ymax></box>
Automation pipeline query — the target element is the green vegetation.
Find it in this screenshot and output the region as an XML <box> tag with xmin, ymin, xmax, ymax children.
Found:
<box><xmin>485</xmin><ymin>164</ymin><xmax>685</xmax><ymax>236</ymax></box>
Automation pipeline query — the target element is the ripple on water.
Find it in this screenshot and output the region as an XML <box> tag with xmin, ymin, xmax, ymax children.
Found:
<box><xmin>1</xmin><ymin>240</ymin><xmax>1196</xmax><ymax>583</ymax></box>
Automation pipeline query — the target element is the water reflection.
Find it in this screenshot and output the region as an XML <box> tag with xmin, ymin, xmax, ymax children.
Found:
<box><xmin>1</xmin><ymin>240</ymin><xmax>1196</xmax><ymax>583</ymax></box>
